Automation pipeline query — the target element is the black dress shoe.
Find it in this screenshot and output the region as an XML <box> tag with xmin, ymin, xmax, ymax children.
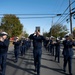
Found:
<box><xmin>14</xmin><ymin>60</ymin><xmax>17</xmax><ymax>63</ymax></box>
<box><xmin>34</xmin><ymin>67</ymin><xmax>37</xmax><ymax>72</ymax></box>
<box><xmin>69</xmin><ymin>73</ymin><xmax>73</xmax><ymax>75</ymax></box>
<box><xmin>34</xmin><ymin>69</ymin><xmax>36</xmax><ymax>72</ymax></box>
<box><xmin>37</xmin><ymin>73</ymin><xmax>40</xmax><ymax>75</ymax></box>
<box><xmin>63</xmin><ymin>69</ymin><xmax>66</xmax><ymax>72</ymax></box>
<box><xmin>0</xmin><ymin>72</ymin><xmax>2</xmax><ymax>75</ymax></box>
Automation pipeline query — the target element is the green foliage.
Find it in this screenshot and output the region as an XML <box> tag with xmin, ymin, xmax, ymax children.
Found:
<box><xmin>43</xmin><ymin>32</ymin><xmax>50</xmax><ymax>37</ymax></box>
<box><xmin>50</xmin><ymin>23</ymin><xmax>68</xmax><ymax>38</ymax></box>
<box><xmin>1</xmin><ymin>14</ymin><xmax>23</xmax><ymax>37</ymax></box>
<box><xmin>43</xmin><ymin>23</ymin><xmax>68</xmax><ymax>38</ymax></box>
<box><xmin>24</xmin><ymin>33</ymin><xmax>29</xmax><ymax>38</ymax></box>
<box><xmin>22</xmin><ymin>31</ymin><xmax>29</xmax><ymax>38</ymax></box>
<box><xmin>73</xmin><ymin>28</ymin><xmax>75</xmax><ymax>38</ymax></box>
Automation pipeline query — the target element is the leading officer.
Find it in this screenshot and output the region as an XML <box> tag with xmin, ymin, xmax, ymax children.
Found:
<box><xmin>29</xmin><ymin>29</ymin><xmax>45</xmax><ymax>75</ymax></box>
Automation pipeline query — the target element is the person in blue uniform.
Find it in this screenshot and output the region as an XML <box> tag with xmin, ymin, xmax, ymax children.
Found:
<box><xmin>13</xmin><ymin>37</ymin><xmax>20</xmax><ymax>62</ymax></box>
<box><xmin>44</xmin><ymin>37</ymin><xmax>49</xmax><ymax>51</ymax></box>
<box><xmin>21</xmin><ymin>38</ymin><xmax>26</xmax><ymax>56</ymax></box>
<box><xmin>29</xmin><ymin>30</ymin><xmax>45</xmax><ymax>75</ymax></box>
<box><xmin>20</xmin><ymin>38</ymin><xmax>23</xmax><ymax>56</ymax></box>
<box><xmin>47</xmin><ymin>37</ymin><xmax>54</xmax><ymax>55</ymax></box>
<box><xmin>46</xmin><ymin>38</ymin><xmax>50</xmax><ymax>53</ymax></box>
<box><xmin>62</xmin><ymin>35</ymin><xmax>75</xmax><ymax>75</ymax></box>
<box><xmin>50</xmin><ymin>36</ymin><xmax>55</xmax><ymax>56</ymax></box>
<box><xmin>0</xmin><ymin>32</ymin><xmax>9</xmax><ymax>75</ymax></box>
<box><xmin>55</xmin><ymin>38</ymin><xmax>60</xmax><ymax>63</ymax></box>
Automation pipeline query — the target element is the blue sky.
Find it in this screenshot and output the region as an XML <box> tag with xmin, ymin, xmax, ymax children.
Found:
<box><xmin>0</xmin><ymin>0</ymin><xmax>75</xmax><ymax>34</ymax></box>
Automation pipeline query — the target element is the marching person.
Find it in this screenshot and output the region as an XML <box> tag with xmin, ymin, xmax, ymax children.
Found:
<box><xmin>62</xmin><ymin>35</ymin><xmax>75</xmax><ymax>75</ymax></box>
<box><xmin>20</xmin><ymin>38</ymin><xmax>23</xmax><ymax>56</ymax></box>
<box><xmin>0</xmin><ymin>32</ymin><xmax>9</xmax><ymax>75</ymax></box>
<box><xmin>47</xmin><ymin>36</ymin><xmax>54</xmax><ymax>55</ymax></box>
<box><xmin>55</xmin><ymin>38</ymin><xmax>60</xmax><ymax>63</ymax></box>
<box><xmin>50</xmin><ymin>36</ymin><xmax>55</xmax><ymax>56</ymax></box>
<box><xmin>13</xmin><ymin>37</ymin><xmax>20</xmax><ymax>63</ymax></box>
<box><xmin>20</xmin><ymin>38</ymin><xmax>26</xmax><ymax>56</ymax></box>
<box><xmin>29</xmin><ymin>29</ymin><xmax>45</xmax><ymax>75</ymax></box>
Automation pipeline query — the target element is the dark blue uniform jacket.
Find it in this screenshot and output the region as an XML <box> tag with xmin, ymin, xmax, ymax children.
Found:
<box><xmin>63</xmin><ymin>40</ymin><xmax>75</xmax><ymax>56</ymax></box>
<box><xmin>13</xmin><ymin>41</ymin><xmax>20</xmax><ymax>49</ymax></box>
<box><xmin>0</xmin><ymin>39</ymin><xmax>9</xmax><ymax>54</ymax></box>
<box><xmin>29</xmin><ymin>34</ymin><xmax>45</xmax><ymax>49</ymax></box>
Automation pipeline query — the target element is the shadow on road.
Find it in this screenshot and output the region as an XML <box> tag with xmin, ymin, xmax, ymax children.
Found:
<box><xmin>6</xmin><ymin>61</ymin><xmax>35</xmax><ymax>75</ymax></box>
<box><xmin>6</xmin><ymin>49</ymin><xmax>36</xmax><ymax>75</ymax></box>
<box><xmin>41</xmin><ymin>64</ymin><xmax>67</xmax><ymax>75</ymax></box>
<box><xmin>41</xmin><ymin>57</ymin><xmax>56</xmax><ymax>62</ymax></box>
<box><xmin>19</xmin><ymin>56</ymin><xmax>34</xmax><ymax>61</ymax></box>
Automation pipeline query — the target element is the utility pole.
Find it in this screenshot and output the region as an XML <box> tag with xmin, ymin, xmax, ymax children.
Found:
<box><xmin>69</xmin><ymin>0</ymin><xmax>72</xmax><ymax>34</ymax></box>
<box><xmin>51</xmin><ymin>17</ymin><xmax>54</xmax><ymax>36</ymax></box>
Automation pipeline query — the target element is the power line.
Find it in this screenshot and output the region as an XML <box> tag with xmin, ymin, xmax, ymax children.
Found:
<box><xmin>55</xmin><ymin>0</ymin><xmax>75</xmax><ymax>24</ymax></box>
<box><xmin>0</xmin><ymin>13</ymin><xmax>68</xmax><ymax>16</ymax></box>
<box><xmin>0</xmin><ymin>16</ymin><xmax>58</xmax><ymax>19</ymax></box>
<box><xmin>57</xmin><ymin>0</ymin><xmax>65</xmax><ymax>13</ymax></box>
<box><xmin>0</xmin><ymin>15</ymin><xmax>67</xmax><ymax>19</ymax></box>
<box><xmin>54</xmin><ymin>0</ymin><xmax>61</xmax><ymax>12</ymax></box>
<box><xmin>18</xmin><ymin>16</ymin><xmax>55</xmax><ymax>19</ymax></box>
<box><xmin>59</xmin><ymin>14</ymin><xmax>70</xmax><ymax>24</ymax></box>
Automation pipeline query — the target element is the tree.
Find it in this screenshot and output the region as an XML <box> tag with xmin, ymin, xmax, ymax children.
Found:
<box><xmin>43</xmin><ymin>32</ymin><xmax>50</xmax><ymax>37</ymax></box>
<box><xmin>1</xmin><ymin>14</ymin><xmax>23</xmax><ymax>37</ymax></box>
<box><xmin>0</xmin><ymin>22</ymin><xmax>3</xmax><ymax>32</ymax></box>
<box><xmin>49</xmin><ymin>23</ymin><xmax>68</xmax><ymax>38</ymax></box>
<box><xmin>23</xmin><ymin>31</ymin><xmax>29</xmax><ymax>38</ymax></box>
<box><xmin>73</xmin><ymin>27</ymin><xmax>75</xmax><ymax>38</ymax></box>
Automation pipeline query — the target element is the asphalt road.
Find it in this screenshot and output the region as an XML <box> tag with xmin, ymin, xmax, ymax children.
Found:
<box><xmin>3</xmin><ymin>46</ymin><xmax>75</xmax><ymax>75</ymax></box>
